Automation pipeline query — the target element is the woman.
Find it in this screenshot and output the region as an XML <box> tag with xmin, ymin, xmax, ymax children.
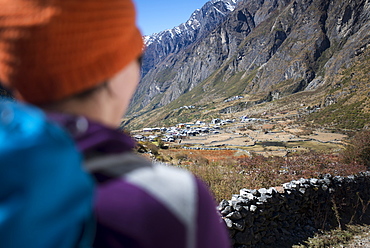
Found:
<box><xmin>0</xmin><ymin>0</ymin><xmax>230</xmax><ymax>247</ymax></box>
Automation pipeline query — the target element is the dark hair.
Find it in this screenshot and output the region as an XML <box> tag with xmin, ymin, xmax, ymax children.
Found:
<box><xmin>138</xmin><ymin>55</ymin><xmax>143</xmax><ymax>67</ymax></box>
<box><xmin>0</xmin><ymin>83</ymin><xmax>14</xmax><ymax>99</ymax></box>
<box><xmin>73</xmin><ymin>81</ymin><xmax>109</xmax><ymax>100</ymax></box>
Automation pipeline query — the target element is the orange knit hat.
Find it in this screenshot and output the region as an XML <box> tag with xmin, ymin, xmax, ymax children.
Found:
<box><xmin>0</xmin><ymin>0</ymin><xmax>143</xmax><ymax>104</ymax></box>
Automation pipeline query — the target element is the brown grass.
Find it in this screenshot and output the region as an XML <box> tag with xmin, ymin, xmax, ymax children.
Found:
<box><xmin>152</xmin><ymin>130</ymin><xmax>369</xmax><ymax>202</ymax></box>
<box><xmin>160</xmin><ymin>148</ymin><xmax>366</xmax><ymax>202</ymax></box>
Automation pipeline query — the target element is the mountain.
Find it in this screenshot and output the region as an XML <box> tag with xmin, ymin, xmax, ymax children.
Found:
<box><xmin>126</xmin><ymin>0</ymin><xmax>370</xmax><ymax>130</ymax></box>
<box><xmin>141</xmin><ymin>0</ymin><xmax>241</xmax><ymax>77</ymax></box>
<box><xmin>131</xmin><ymin>0</ymin><xmax>241</xmax><ymax>113</ymax></box>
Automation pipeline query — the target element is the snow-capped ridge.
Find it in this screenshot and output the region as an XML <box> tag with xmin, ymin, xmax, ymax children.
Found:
<box><xmin>144</xmin><ymin>0</ymin><xmax>240</xmax><ymax>47</ymax></box>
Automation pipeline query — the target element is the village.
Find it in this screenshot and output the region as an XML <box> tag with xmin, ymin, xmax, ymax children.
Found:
<box><xmin>133</xmin><ymin>117</ymin><xmax>239</xmax><ymax>142</ymax></box>
<box><xmin>131</xmin><ymin>111</ymin><xmax>347</xmax><ymax>157</ymax></box>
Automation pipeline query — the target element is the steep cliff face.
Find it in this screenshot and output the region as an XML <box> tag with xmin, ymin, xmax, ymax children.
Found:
<box><xmin>131</xmin><ymin>0</ymin><xmax>241</xmax><ymax>113</ymax></box>
<box><xmin>141</xmin><ymin>0</ymin><xmax>240</xmax><ymax>77</ymax></box>
<box><xmin>128</xmin><ymin>0</ymin><xmax>370</xmax><ymax>127</ymax></box>
<box><xmin>241</xmin><ymin>0</ymin><xmax>370</xmax><ymax>98</ymax></box>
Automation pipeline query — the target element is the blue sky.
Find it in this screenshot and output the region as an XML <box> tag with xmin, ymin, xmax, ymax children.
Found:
<box><xmin>134</xmin><ymin>0</ymin><xmax>209</xmax><ymax>36</ymax></box>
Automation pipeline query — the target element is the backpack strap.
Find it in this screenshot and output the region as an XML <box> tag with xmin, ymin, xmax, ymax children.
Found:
<box><xmin>84</xmin><ymin>152</ymin><xmax>153</xmax><ymax>179</ymax></box>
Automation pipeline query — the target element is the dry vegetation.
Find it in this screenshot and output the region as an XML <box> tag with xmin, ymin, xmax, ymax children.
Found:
<box><xmin>147</xmin><ymin>130</ymin><xmax>370</xmax><ymax>247</ymax></box>
<box><xmin>293</xmin><ymin>224</ymin><xmax>370</xmax><ymax>248</ymax></box>
<box><xmin>154</xmin><ymin>130</ymin><xmax>369</xmax><ymax>202</ymax></box>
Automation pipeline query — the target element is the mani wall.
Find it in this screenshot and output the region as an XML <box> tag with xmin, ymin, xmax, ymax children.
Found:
<box><xmin>218</xmin><ymin>172</ymin><xmax>370</xmax><ymax>247</ymax></box>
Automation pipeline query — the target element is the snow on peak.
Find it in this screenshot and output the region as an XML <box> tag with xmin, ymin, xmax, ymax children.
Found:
<box><xmin>144</xmin><ymin>0</ymin><xmax>240</xmax><ymax>46</ymax></box>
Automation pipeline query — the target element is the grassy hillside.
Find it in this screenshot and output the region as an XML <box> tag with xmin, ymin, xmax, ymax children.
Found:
<box><xmin>306</xmin><ymin>49</ymin><xmax>370</xmax><ymax>130</ymax></box>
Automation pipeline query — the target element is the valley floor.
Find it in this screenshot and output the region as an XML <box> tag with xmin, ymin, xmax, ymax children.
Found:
<box><xmin>178</xmin><ymin>112</ymin><xmax>347</xmax><ymax>157</ymax></box>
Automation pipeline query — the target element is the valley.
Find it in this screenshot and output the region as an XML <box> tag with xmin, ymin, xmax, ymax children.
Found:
<box><xmin>131</xmin><ymin>107</ymin><xmax>348</xmax><ymax>158</ymax></box>
<box><xmin>125</xmin><ymin>0</ymin><xmax>370</xmax><ymax>245</ymax></box>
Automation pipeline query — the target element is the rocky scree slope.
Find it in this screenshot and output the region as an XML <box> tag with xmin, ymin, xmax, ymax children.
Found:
<box><xmin>127</xmin><ymin>0</ymin><xmax>370</xmax><ymax>129</ymax></box>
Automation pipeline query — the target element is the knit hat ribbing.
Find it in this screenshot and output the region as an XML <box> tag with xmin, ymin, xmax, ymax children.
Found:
<box><xmin>0</xmin><ymin>0</ymin><xmax>144</xmax><ymax>104</ymax></box>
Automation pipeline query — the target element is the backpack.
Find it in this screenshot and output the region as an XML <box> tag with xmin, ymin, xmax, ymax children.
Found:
<box><xmin>0</xmin><ymin>101</ymin><xmax>95</xmax><ymax>248</ymax></box>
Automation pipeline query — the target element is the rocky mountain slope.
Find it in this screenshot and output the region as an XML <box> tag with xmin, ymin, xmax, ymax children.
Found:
<box><xmin>141</xmin><ymin>0</ymin><xmax>241</xmax><ymax>77</ymax></box>
<box><xmin>126</xmin><ymin>0</ymin><xmax>370</xmax><ymax>130</ymax></box>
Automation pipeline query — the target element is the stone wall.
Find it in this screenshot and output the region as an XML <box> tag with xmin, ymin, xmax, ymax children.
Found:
<box><xmin>218</xmin><ymin>172</ymin><xmax>370</xmax><ymax>247</ymax></box>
